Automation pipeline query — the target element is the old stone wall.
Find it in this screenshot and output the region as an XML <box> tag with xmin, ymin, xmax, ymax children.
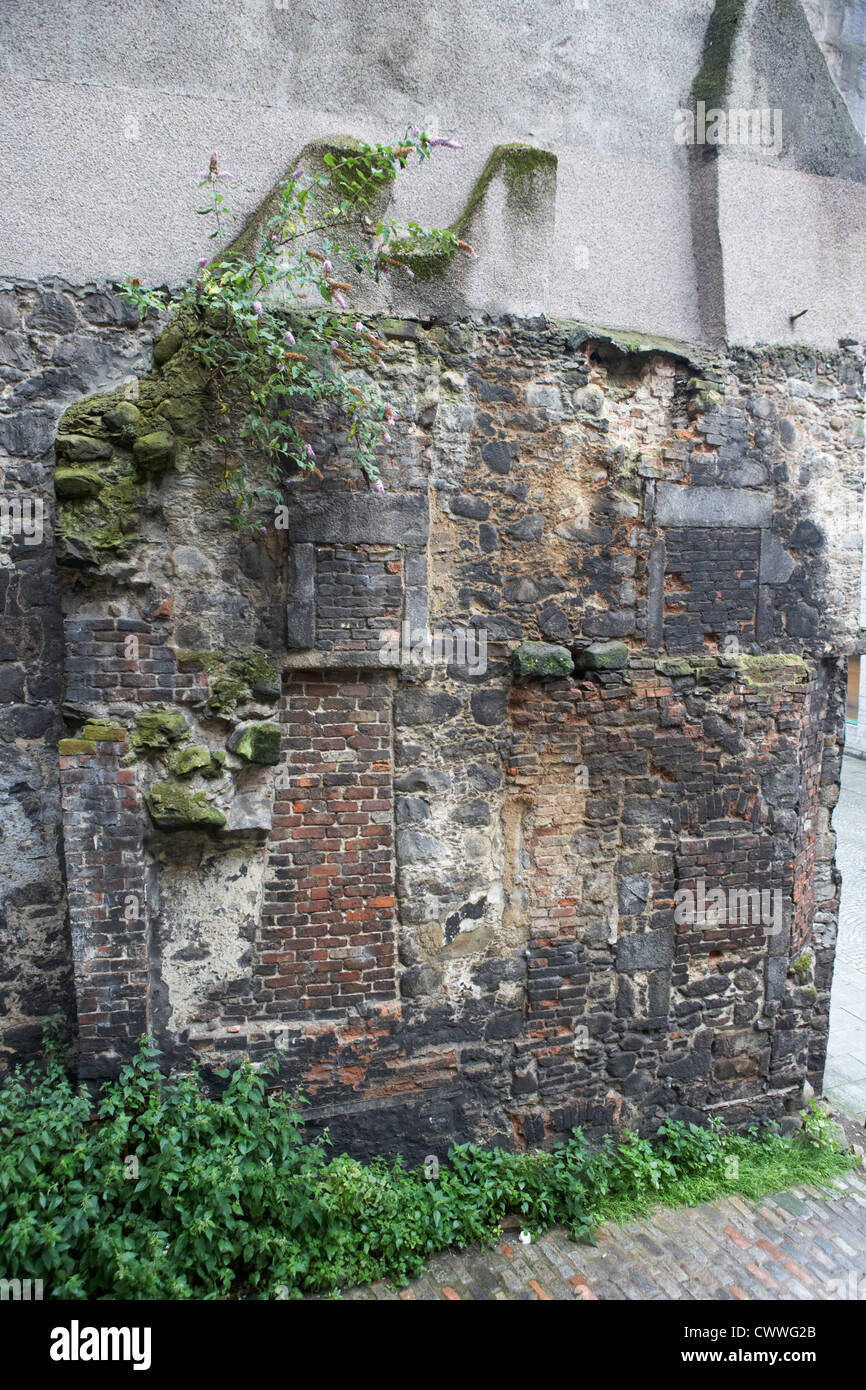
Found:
<box><xmin>2</xmin><ymin>297</ymin><xmax>857</xmax><ymax>1159</ymax></box>
<box><xmin>0</xmin><ymin>279</ymin><xmax>152</xmax><ymax>1061</ymax></box>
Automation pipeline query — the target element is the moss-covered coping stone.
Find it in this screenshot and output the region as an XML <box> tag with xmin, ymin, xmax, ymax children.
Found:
<box><xmin>391</xmin><ymin>143</ymin><xmax>557</xmax><ymax>281</ymax></box>
<box><xmin>130</xmin><ymin>708</ymin><xmax>190</xmax><ymax>754</ymax></box>
<box><xmin>573</xmin><ymin>641</ymin><xmax>628</xmax><ymax>672</ymax></box>
<box><xmin>175</xmin><ymin>649</ymin><xmax>281</xmax><ymax>715</ymax></box>
<box><xmin>511</xmin><ymin>642</ymin><xmax>574</xmax><ymax>679</ymax></box>
<box><xmin>227</xmin><ymin>722</ymin><xmax>282</xmax><ymax>765</ymax></box>
<box><xmin>168</xmin><ymin>745</ymin><xmax>226</xmax><ymax>779</ymax></box>
<box><xmin>146</xmin><ymin>781</ymin><xmax>227</xmax><ymax>831</ymax></box>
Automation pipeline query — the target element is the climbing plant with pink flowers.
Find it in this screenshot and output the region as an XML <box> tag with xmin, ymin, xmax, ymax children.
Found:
<box><xmin>121</xmin><ymin>129</ymin><xmax>472</xmax><ymax>530</ymax></box>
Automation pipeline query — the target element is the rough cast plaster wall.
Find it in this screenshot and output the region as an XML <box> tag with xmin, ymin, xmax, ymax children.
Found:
<box><xmin>2</xmin><ymin>0</ymin><xmax>866</xmax><ymax>347</ymax></box>
<box><xmin>719</xmin><ymin>0</ymin><xmax>866</xmax><ymax>345</ymax></box>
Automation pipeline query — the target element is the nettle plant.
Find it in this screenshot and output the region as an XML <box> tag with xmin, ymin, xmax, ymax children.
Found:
<box><xmin>121</xmin><ymin>130</ymin><xmax>474</xmax><ymax>531</ymax></box>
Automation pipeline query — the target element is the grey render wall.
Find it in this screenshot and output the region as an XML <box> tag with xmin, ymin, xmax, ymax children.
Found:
<box><xmin>1</xmin><ymin>0</ymin><xmax>865</xmax><ymax>347</ymax></box>
<box><xmin>802</xmin><ymin>1</ymin><xmax>866</xmax><ymax>758</ymax></box>
<box><xmin>804</xmin><ymin>0</ymin><xmax>866</xmax><ymax>132</ymax></box>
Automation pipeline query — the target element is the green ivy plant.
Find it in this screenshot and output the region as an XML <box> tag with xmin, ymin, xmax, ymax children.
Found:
<box><xmin>121</xmin><ymin>129</ymin><xmax>473</xmax><ymax>530</ymax></box>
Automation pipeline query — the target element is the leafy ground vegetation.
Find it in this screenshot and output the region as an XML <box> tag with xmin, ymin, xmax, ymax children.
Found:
<box><xmin>0</xmin><ymin>1028</ymin><xmax>853</xmax><ymax>1300</ymax></box>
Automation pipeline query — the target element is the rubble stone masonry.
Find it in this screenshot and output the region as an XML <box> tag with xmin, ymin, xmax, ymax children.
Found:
<box><xmin>0</xmin><ymin>279</ymin><xmax>862</xmax><ymax>1160</ymax></box>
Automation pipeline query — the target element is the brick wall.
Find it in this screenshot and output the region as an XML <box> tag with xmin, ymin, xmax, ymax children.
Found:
<box><xmin>257</xmin><ymin>674</ymin><xmax>396</xmax><ymax>1021</ymax></box>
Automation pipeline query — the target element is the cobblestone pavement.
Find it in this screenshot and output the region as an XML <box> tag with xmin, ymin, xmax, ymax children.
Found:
<box><xmin>345</xmin><ymin>1170</ymin><xmax>866</xmax><ymax>1300</ymax></box>
<box><xmin>825</xmin><ymin>754</ymin><xmax>866</xmax><ymax>1123</ymax></box>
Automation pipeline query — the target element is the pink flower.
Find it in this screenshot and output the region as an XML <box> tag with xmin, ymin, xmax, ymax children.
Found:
<box><xmin>404</xmin><ymin>267</ymin><xmax>415</xmax><ymax>280</ymax></box>
<box><xmin>253</xmin><ymin>300</ymin><xmax>263</xmax><ymax>317</ymax></box>
<box><xmin>322</xmin><ymin>259</ymin><xmax>333</xmax><ymax>273</ymax></box>
<box><xmin>383</xmin><ymin>431</ymin><xmax>392</xmax><ymax>443</ymax></box>
<box><xmin>354</xmin><ymin>321</ymin><xmax>364</xmax><ymax>332</ymax></box>
<box><xmin>430</xmin><ymin>137</ymin><xmax>463</xmax><ymax>149</ymax></box>
<box><xmin>291</xmin><ymin>168</ymin><xmax>303</xmax><ymax>180</ymax></box>
<box><xmin>410</xmin><ymin>124</ymin><xmax>421</xmax><ymax>136</ymax></box>
<box><xmin>374</xmin><ymin>479</ymin><xmax>385</xmax><ymax>494</ymax></box>
<box><xmin>333</xmin><ymin>291</ymin><xmax>346</xmax><ymax>310</ymax></box>
<box><xmin>305</xmin><ymin>444</ymin><xmax>315</xmax><ymax>460</ymax></box>
<box><xmin>197</xmin><ymin>256</ymin><xmax>209</xmax><ymax>267</ymax></box>
<box><xmin>209</xmin><ymin>151</ymin><xmax>219</xmax><ymax>175</ymax></box>
<box><xmin>376</xmin><ymin>357</ymin><xmax>386</xmax><ymax>368</ymax></box>
<box><xmin>284</xmin><ymin>330</ymin><xmax>296</xmax><ymax>346</ymax></box>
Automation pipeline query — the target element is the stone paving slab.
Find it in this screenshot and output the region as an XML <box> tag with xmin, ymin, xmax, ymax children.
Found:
<box><xmin>342</xmin><ymin>1169</ymin><xmax>866</xmax><ymax>1300</ymax></box>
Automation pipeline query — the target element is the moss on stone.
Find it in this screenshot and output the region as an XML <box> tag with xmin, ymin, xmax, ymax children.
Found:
<box><xmin>228</xmin><ymin>722</ymin><xmax>282</xmax><ymax>765</ymax></box>
<box><xmin>793</xmin><ymin>950</ymin><xmax>813</xmax><ymax>985</ymax></box>
<box><xmin>55</xmin><ymin>434</ymin><xmax>113</xmax><ymax>462</ymax></box>
<box><xmin>82</xmin><ymin>721</ymin><xmax>127</xmax><ymax>743</ymax></box>
<box><xmin>146</xmin><ymin>780</ymin><xmax>227</xmax><ymax>831</ymax></box>
<box><xmin>130</xmin><ymin>708</ymin><xmax>190</xmax><ymax>753</ymax></box>
<box><xmin>511</xmin><ymin>642</ymin><xmax>574</xmax><ymax>679</ymax></box>
<box><xmin>391</xmin><ymin>144</ymin><xmax>557</xmax><ymax>281</ymax></box>
<box><xmin>132</xmin><ymin>430</ymin><xmax>176</xmax><ymax>473</ymax></box>
<box><xmin>656</xmin><ymin>658</ymin><xmax>693</xmax><ymax>678</ymax></box>
<box><xmin>157</xmin><ymin>394</ymin><xmax>203</xmax><ymax>438</ymax></box>
<box><xmin>152</xmin><ymin>319</ymin><xmax>187</xmax><ymax>367</ymax></box>
<box><xmin>176</xmin><ymin>648</ymin><xmax>281</xmax><ymax>714</ymax></box>
<box><xmin>54</xmin><ymin>446</ymin><xmax>147</xmax><ymax>557</ymax></box>
<box><xmin>738</xmin><ymin>654</ymin><xmax>809</xmax><ymax>686</ymax></box>
<box><xmin>54</xmin><ymin>467</ymin><xmax>103</xmax><ymax>500</ymax></box>
<box><xmin>53</xmin><ymin>305</ymin><xmax>210</xmax><ymax>564</ymax></box>
<box><xmin>167</xmin><ymin>744</ymin><xmax>219</xmax><ymax>777</ymax></box>
<box><xmin>574</xmin><ymin>641</ymin><xmax>629</xmax><ymax>672</ymax></box>
<box><xmin>687</xmin><ymin>377</ymin><xmax>723</xmax><ymax>412</ymax></box>
<box><xmin>102</xmin><ymin>401</ymin><xmax>142</xmax><ymax>436</ymax></box>
<box><xmin>692</xmin><ymin>0</ymin><xmax>748</xmax><ymax>111</ymax></box>
<box><xmin>58</xmin><ymin>738</ymin><xmax>96</xmax><ymax>755</ymax></box>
